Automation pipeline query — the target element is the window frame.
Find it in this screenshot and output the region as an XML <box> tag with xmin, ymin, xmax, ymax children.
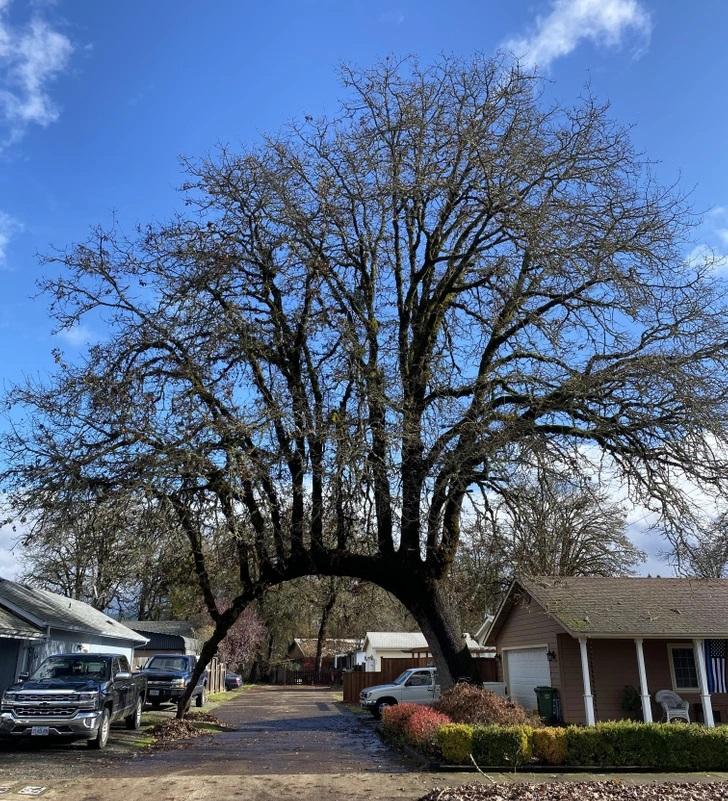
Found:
<box><xmin>667</xmin><ymin>643</ymin><xmax>700</xmax><ymax>693</ymax></box>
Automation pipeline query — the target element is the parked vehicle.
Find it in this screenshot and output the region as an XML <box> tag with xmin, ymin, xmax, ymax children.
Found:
<box><xmin>0</xmin><ymin>653</ymin><xmax>146</xmax><ymax>749</ymax></box>
<box><xmin>360</xmin><ymin>667</ymin><xmax>439</xmax><ymax>718</ymax></box>
<box><xmin>225</xmin><ymin>671</ymin><xmax>242</xmax><ymax>690</ymax></box>
<box><xmin>140</xmin><ymin>654</ymin><xmax>207</xmax><ymax>707</ymax></box>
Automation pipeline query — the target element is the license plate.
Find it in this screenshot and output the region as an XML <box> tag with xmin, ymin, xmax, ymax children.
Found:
<box><xmin>30</xmin><ymin>727</ymin><xmax>49</xmax><ymax>736</ymax></box>
<box><xmin>149</xmin><ymin>689</ymin><xmax>159</xmax><ymax>696</ymax></box>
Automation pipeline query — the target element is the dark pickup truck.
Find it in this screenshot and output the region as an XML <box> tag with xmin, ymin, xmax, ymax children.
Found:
<box><xmin>0</xmin><ymin>653</ymin><xmax>146</xmax><ymax>749</ymax></box>
<box><xmin>140</xmin><ymin>654</ymin><xmax>207</xmax><ymax>708</ymax></box>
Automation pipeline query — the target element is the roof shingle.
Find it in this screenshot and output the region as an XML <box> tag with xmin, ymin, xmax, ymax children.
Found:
<box><xmin>0</xmin><ymin>578</ymin><xmax>147</xmax><ymax>644</ymax></box>
<box><xmin>511</xmin><ymin>576</ymin><xmax>728</xmax><ymax>638</ymax></box>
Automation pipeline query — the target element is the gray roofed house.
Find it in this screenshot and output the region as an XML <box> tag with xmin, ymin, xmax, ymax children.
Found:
<box><xmin>484</xmin><ymin>575</ymin><xmax>728</xmax><ymax>729</ymax></box>
<box><xmin>124</xmin><ymin>620</ymin><xmax>202</xmax><ymax>666</ymax></box>
<box><xmin>0</xmin><ymin>577</ymin><xmax>148</xmax><ymax>695</ymax></box>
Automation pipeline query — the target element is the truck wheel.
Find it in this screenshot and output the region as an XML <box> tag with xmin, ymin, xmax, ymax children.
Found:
<box><xmin>196</xmin><ymin>686</ymin><xmax>207</xmax><ymax>707</ymax></box>
<box><xmin>125</xmin><ymin>697</ymin><xmax>142</xmax><ymax>730</ymax></box>
<box><xmin>88</xmin><ymin>707</ymin><xmax>111</xmax><ymax>749</ymax></box>
<box><xmin>373</xmin><ymin>698</ymin><xmax>396</xmax><ymax>720</ymax></box>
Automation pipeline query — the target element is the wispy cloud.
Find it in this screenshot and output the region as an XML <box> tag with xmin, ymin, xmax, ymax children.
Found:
<box><xmin>56</xmin><ymin>322</ymin><xmax>94</xmax><ymax>347</ymax></box>
<box><xmin>0</xmin><ymin>209</ymin><xmax>21</xmax><ymax>264</ymax></box>
<box><xmin>686</xmin><ymin>206</ymin><xmax>728</xmax><ymax>272</ymax></box>
<box><xmin>504</xmin><ymin>0</ymin><xmax>652</xmax><ymax>69</ymax></box>
<box><xmin>0</xmin><ymin>0</ymin><xmax>73</xmax><ymax>146</ymax></box>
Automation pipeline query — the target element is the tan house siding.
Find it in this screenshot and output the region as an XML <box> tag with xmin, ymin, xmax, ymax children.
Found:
<box><xmin>495</xmin><ymin>596</ymin><xmax>565</xmax><ymax>688</ymax></box>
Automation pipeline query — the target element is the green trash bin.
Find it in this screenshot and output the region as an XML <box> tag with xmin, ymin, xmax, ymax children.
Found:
<box><xmin>534</xmin><ymin>686</ymin><xmax>562</xmax><ymax>724</ymax></box>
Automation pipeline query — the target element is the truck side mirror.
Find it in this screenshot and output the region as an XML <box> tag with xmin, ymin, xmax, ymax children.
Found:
<box><xmin>18</xmin><ymin>673</ymin><xmax>28</xmax><ymax>682</ymax></box>
<box><xmin>115</xmin><ymin>671</ymin><xmax>132</xmax><ymax>680</ymax></box>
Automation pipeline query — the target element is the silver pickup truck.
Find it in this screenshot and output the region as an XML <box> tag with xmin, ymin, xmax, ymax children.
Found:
<box><xmin>0</xmin><ymin>653</ymin><xmax>147</xmax><ymax>749</ymax></box>
<box><xmin>360</xmin><ymin>667</ymin><xmax>439</xmax><ymax>718</ymax></box>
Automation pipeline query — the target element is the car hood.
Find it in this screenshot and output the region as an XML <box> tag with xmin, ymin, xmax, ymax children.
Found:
<box><xmin>141</xmin><ymin>669</ymin><xmax>188</xmax><ymax>680</ymax></box>
<box><xmin>360</xmin><ymin>683</ymin><xmax>400</xmax><ymax>695</ymax></box>
<box><xmin>10</xmin><ymin>678</ymin><xmax>104</xmax><ymax>692</ymax></box>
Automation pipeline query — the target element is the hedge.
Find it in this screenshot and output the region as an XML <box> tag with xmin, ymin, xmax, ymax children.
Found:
<box><xmin>471</xmin><ymin>725</ymin><xmax>533</xmax><ymax>768</ymax></box>
<box><xmin>437</xmin><ymin>724</ymin><xmax>474</xmax><ymax>764</ymax></box>
<box><xmin>435</xmin><ymin>721</ymin><xmax>728</xmax><ymax>770</ymax></box>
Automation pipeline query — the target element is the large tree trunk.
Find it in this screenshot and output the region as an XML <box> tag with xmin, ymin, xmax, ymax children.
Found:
<box><xmin>393</xmin><ymin>572</ymin><xmax>474</xmax><ymax>690</ymax></box>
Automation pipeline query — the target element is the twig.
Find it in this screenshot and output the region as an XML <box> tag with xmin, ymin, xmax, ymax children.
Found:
<box><xmin>469</xmin><ymin>753</ymin><xmax>496</xmax><ymax>783</ymax></box>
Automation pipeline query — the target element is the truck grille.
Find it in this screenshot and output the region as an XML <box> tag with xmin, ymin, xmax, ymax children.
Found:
<box><xmin>17</xmin><ymin>693</ymin><xmax>80</xmax><ymax>703</ymax></box>
<box><xmin>14</xmin><ymin>706</ymin><xmax>78</xmax><ymax>718</ymax></box>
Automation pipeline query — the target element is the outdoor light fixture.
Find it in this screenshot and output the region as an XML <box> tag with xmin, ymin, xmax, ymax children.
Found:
<box><xmin>546</xmin><ymin>650</ymin><xmax>557</xmax><ymax>662</ymax></box>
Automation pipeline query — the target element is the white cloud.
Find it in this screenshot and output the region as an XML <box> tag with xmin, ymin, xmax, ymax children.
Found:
<box><xmin>0</xmin><ymin>209</ymin><xmax>21</xmax><ymax>263</ymax></box>
<box><xmin>0</xmin><ymin>521</ymin><xmax>23</xmax><ymax>580</ymax></box>
<box><xmin>504</xmin><ymin>0</ymin><xmax>651</xmax><ymax>69</ymax></box>
<box><xmin>0</xmin><ymin>0</ymin><xmax>73</xmax><ymax>146</ymax></box>
<box><xmin>687</xmin><ymin>206</ymin><xmax>728</xmax><ymax>273</ymax></box>
<box><xmin>56</xmin><ymin>322</ymin><xmax>94</xmax><ymax>347</ymax></box>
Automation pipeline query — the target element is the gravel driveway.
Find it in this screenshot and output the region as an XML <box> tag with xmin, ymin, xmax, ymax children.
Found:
<box><xmin>2</xmin><ymin>686</ymin><xmax>728</xmax><ymax>801</ymax></box>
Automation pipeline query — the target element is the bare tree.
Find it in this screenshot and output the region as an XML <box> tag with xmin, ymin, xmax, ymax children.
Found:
<box><xmin>4</xmin><ymin>56</ymin><xmax>728</xmax><ymax>709</ymax></box>
<box><xmin>496</xmin><ymin>477</ymin><xmax>644</xmax><ymax>577</ymax></box>
<box><xmin>673</xmin><ymin>513</ymin><xmax>728</xmax><ymax>578</ymax></box>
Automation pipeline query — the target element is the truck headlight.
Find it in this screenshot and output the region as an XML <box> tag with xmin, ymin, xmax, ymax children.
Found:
<box><xmin>172</xmin><ymin>679</ymin><xmax>187</xmax><ymax>688</ymax></box>
<box><xmin>1</xmin><ymin>692</ymin><xmax>16</xmax><ymax>703</ymax></box>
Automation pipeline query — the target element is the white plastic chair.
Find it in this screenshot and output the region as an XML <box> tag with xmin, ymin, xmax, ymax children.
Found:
<box><xmin>655</xmin><ymin>689</ymin><xmax>690</xmax><ymax>723</ymax></box>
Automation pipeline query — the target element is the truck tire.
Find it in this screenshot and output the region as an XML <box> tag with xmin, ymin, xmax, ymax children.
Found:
<box><xmin>88</xmin><ymin>707</ymin><xmax>111</xmax><ymax>749</ymax></box>
<box><xmin>125</xmin><ymin>697</ymin><xmax>142</xmax><ymax>730</ymax></box>
<box><xmin>195</xmin><ymin>685</ymin><xmax>207</xmax><ymax>707</ymax></box>
<box><xmin>373</xmin><ymin>698</ymin><xmax>397</xmax><ymax>719</ymax></box>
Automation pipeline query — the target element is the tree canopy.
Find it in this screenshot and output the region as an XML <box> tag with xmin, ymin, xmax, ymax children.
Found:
<box><xmin>4</xmin><ymin>56</ymin><xmax>728</xmax><ymax>695</ymax></box>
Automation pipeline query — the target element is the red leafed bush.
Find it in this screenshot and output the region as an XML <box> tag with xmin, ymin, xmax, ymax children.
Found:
<box><xmin>380</xmin><ymin>703</ymin><xmax>420</xmax><ymax>739</ymax></box>
<box><xmin>434</xmin><ymin>682</ymin><xmax>540</xmax><ymax>727</ymax></box>
<box><xmin>404</xmin><ymin>706</ymin><xmax>452</xmax><ymax>753</ymax></box>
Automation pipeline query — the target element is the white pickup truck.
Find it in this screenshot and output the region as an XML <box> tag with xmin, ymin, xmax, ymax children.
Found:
<box><xmin>360</xmin><ymin>667</ymin><xmax>439</xmax><ymax>718</ymax></box>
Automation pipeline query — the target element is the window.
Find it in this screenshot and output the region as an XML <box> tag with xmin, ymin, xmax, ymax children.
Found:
<box><xmin>668</xmin><ymin>644</ymin><xmax>699</xmax><ymax>692</ymax></box>
<box><xmin>405</xmin><ymin>671</ymin><xmax>433</xmax><ymax>687</ymax></box>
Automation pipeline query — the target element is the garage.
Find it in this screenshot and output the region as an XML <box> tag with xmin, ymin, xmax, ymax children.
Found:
<box><xmin>504</xmin><ymin>647</ymin><xmax>551</xmax><ymax>711</ymax></box>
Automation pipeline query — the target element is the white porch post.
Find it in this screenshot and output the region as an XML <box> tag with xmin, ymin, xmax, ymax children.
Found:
<box><xmin>634</xmin><ymin>638</ymin><xmax>652</xmax><ymax>723</ymax></box>
<box><xmin>579</xmin><ymin>637</ymin><xmax>596</xmax><ymax>725</ymax></box>
<box><xmin>693</xmin><ymin>638</ymin><xmax>715</xmax><ymax>728</ymax></box>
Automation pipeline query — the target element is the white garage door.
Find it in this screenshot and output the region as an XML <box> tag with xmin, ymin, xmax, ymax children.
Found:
<box><xmin>505</xmin><ymin>647</ymin><xmax>551</xmax><ymax>711</ymax></box>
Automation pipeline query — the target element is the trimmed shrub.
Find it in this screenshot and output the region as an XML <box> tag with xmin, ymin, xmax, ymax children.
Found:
<box><xmin>403</xmin><ymin>706</ymin><xmax>451</xmax><ymax>755</ymax></box>
<box><xmin>563</xmin><ymin>722</ymin><xmax>728</xmax><ymax>770</ymax></box>
<box><xmin>531</xmin><ymin>726</ymin><xmax>567</xmax><ymax>765</ymax></box>
<box><xmin>471</xmin><ymin>724</ymin><xmax>533</xmax><ymax>769</ymax></box>
<box><xmin>437</xmin><ymin>723</ymin><xmax>474</xmax><ymax>764</ymax></box>
<box><xmin>434</xmin><ymin>683</ymin><xmax>539</xmax><ymax>727</ymax></box>
<box><xmin>380</xmin><ymin>703</ymin><xmax>420</xmax><ymax>740</ymax></box>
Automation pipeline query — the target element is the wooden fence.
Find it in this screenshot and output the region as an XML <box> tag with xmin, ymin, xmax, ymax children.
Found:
<box><xmin>206</xmin><ymin>656</ymin><xmax>227</xmax><ymax>694</ymax></box>
<box><xmin>342</xmin><ymin>657</ymin><xmax>499</xmax><ymax>704</ymax></box>
<box><xmin>270</xmin><ymin>665</ymin><xmax>343</xmax><ymax>686</ymax></box>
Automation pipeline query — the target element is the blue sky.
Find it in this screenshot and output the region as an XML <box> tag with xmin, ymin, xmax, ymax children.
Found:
<box><xmin>1</xmin><ymin>0</ymin><xmax>727</xmax><ymax>578</ymax></box>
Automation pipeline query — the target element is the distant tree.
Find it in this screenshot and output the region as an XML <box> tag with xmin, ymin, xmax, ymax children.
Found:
<box><xmin>18</xmin><ymin>492</ymin><xmax>188</xmax><ymax>615</ymax></box>
<box><xmin>497</xmin><ymin>478</ymin><xmax>644</xmax><ymax>577</ymax></box>
<box><xmin>674</xmin><ymin>513</ymin><xmax>728</xmax><ymax>578</ymax></box>
<box><xmin>4</xmin><ymin>56</ymin><xmax>728</xmax><ymax>711</ymax></box>
<box><xmin>216</xmin><ymin>605</ymin><xmax>266</xmax><ymax>674</ymax></box>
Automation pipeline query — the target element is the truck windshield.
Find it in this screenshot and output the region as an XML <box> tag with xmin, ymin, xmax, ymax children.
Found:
<box><xmin>146</xmin><ymin>656</ymin><xmax>189</xmax><ymax>671</ymax></box>
<box><xmin>392</xmin><ymin>671</ymin><xmax>413</xmax><ymax>685</ymax></box>
<box><xmin>30</xmin><ymin>655</ymin><xmax>110</xmax><ymax>681</ymax></box>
